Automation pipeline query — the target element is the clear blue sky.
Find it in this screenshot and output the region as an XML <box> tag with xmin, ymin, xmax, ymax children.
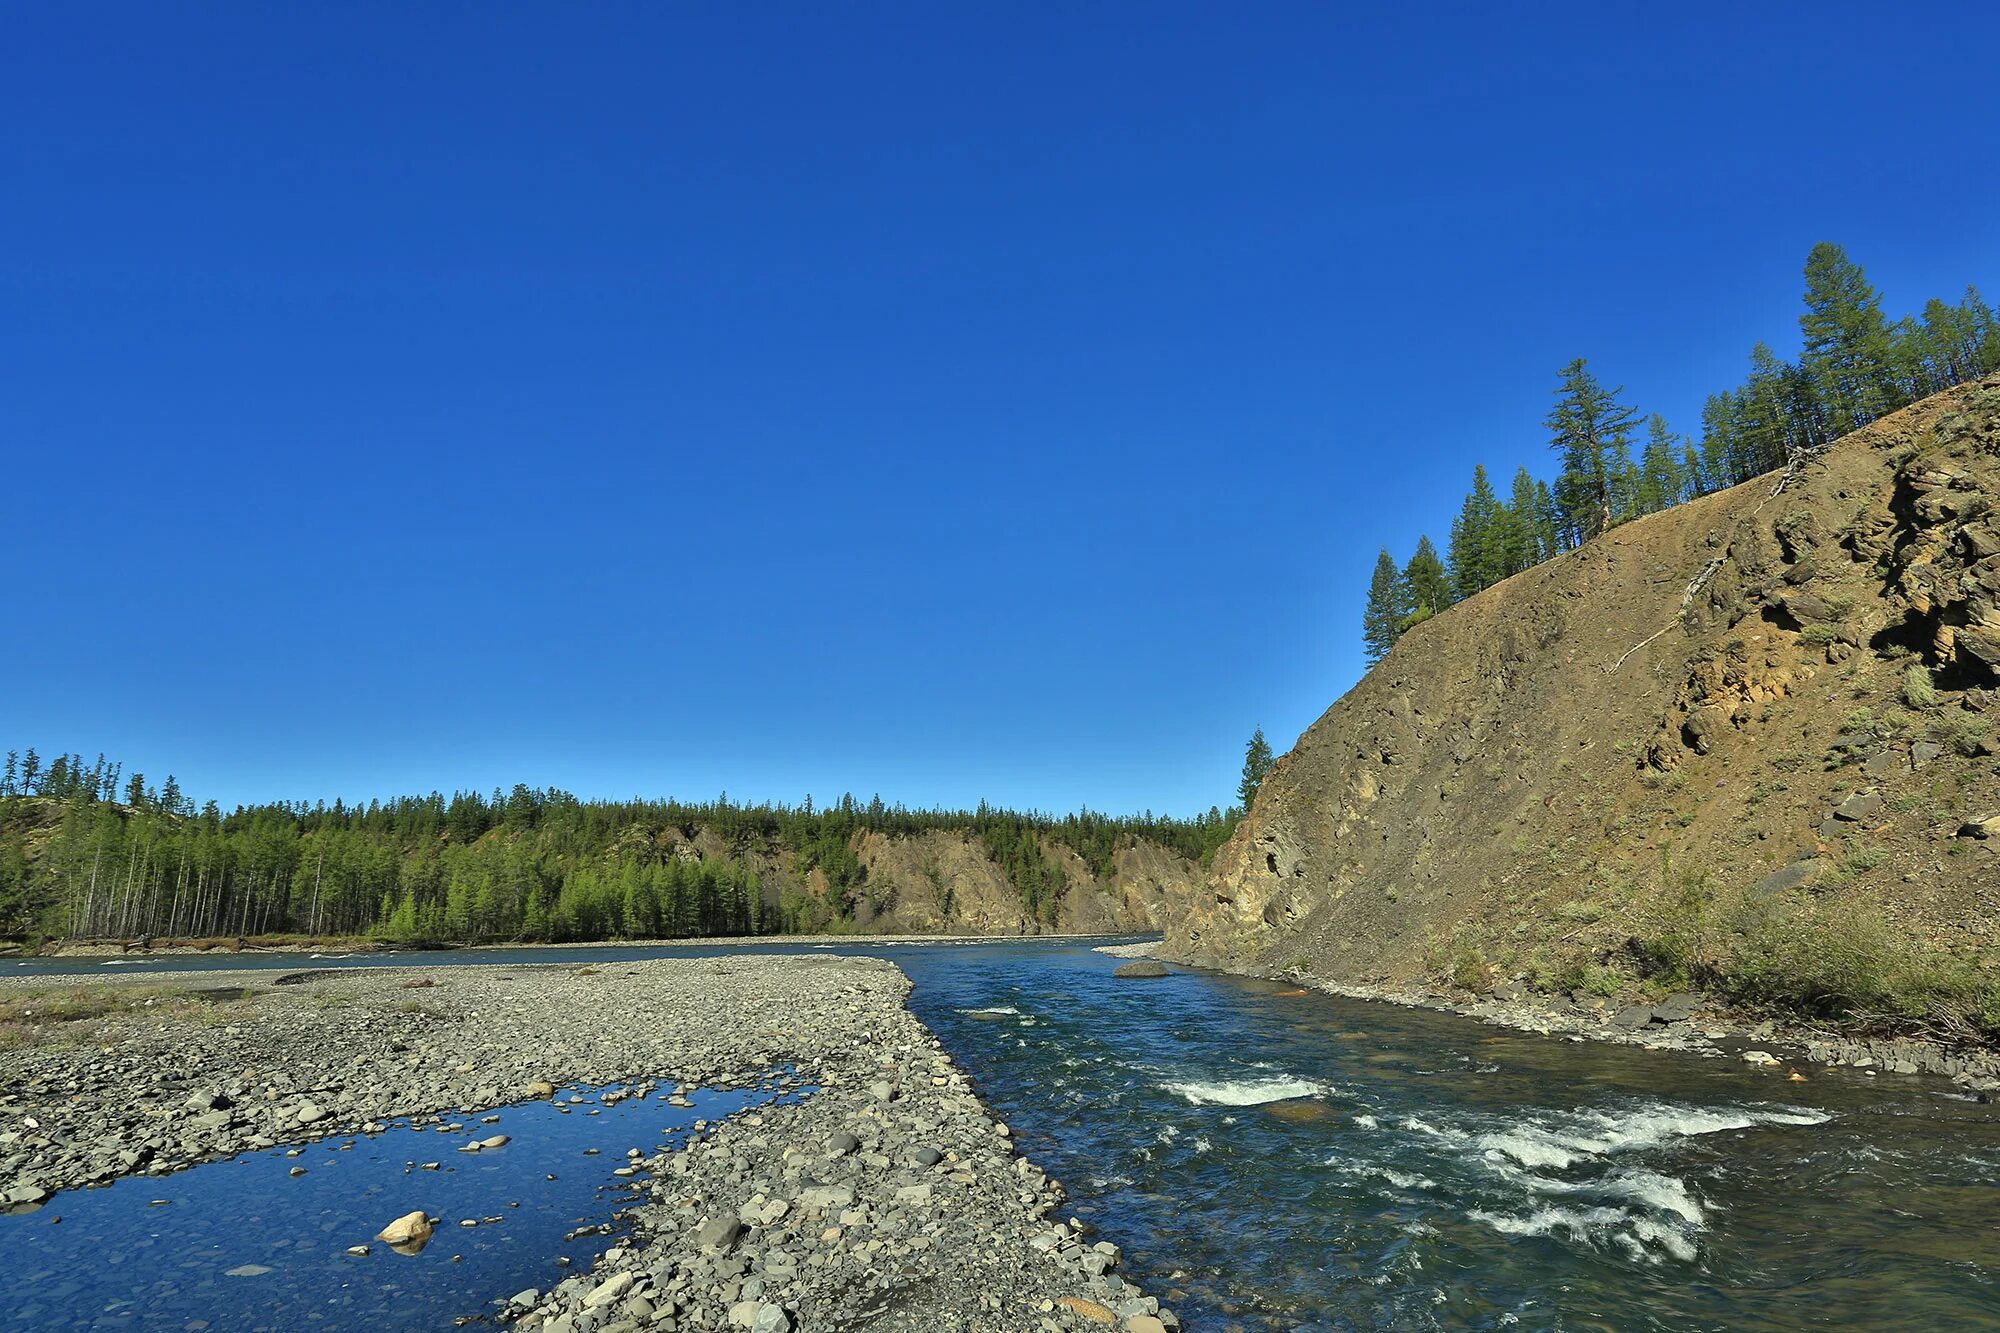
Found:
<box><xmin>5</xmin><ymin>4</ymin><xmax>1995</xmax><ymax>815</ymax></box>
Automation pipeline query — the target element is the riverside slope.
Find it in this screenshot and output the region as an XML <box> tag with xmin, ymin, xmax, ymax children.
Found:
<box><xmin>0</xmin><ymin>959</ymin><xmax>1171</xmax><ymax>1333</ymax></box>
<box><xmin>1169</xmin><ymin>373</ymin><xmax>2000</xmax><ymax>1001</ymax></box>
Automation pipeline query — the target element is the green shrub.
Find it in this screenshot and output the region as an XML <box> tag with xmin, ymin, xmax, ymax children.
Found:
<box><xmin>1722</xmin><ymin>898</ymin><xmax>2000</xmax><ymax>1038</ymax></box>
<box><xmin>1903</xmin><ymin>664</ymin><xmax>1938</xmax><ymax>709</ymax></box>
<box><xmin>1629</xmin><ymin>856</ymin><xmax>1714</xmax><ymax>988</ymax></box>
<box><xmin>1930</xmin><ymin>711</ymin><xmax>1990</xmax><ymax>757</ymax></box>
<box><xmin>1842</xmin><ymin>842</ymin><xmax>1888</xmax><ymax>874</ymax></box>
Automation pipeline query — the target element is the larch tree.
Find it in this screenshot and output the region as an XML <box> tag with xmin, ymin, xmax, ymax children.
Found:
<box><xmin>1799</xmin><ymin>241</ymin><xmax>1898</xmax><ymax>439</ymax></box>
<box><xmin>1546</xmin><ymin>358</ymin><xmax>1639</xmax><ymax>541</ymax></box>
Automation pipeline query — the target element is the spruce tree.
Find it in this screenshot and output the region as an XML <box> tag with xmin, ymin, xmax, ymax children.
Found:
<box><xmin>1799</xmin><ymin>241</ymin><xmax>1898</xmax><ymax>438</ymax></box>
<box><xmin>1448</xmin><ymin>464</ymin><xmax>1503</xmax><ymax>597</ymax></box>
<box><xmin>1699</xmin><ymin>390</ymin><xmax>1742</xmax><ymax>490</ymax></box>
<box><xmin>1608</xmin><ymin>438</ymin><xmax>1641</xmax><ymax>524</ymax></box>
<box><xmin>1534</xmin><ymin>479</ymin><xmax>1562</xmax><ymax>556</ymax></box>
<box><xmin>1238</xmin><ymin>728</ymin><xmax>1275</xmax><ymax>812</ymax></box>
<box><xmin>1403</xmin><ymin>535</ymin><xmax>1451</xmax><ymax>622</ymax></box>
<box><xmin>1362</xmin><ymin>548</ymin><xmax>1407</xmax><ymax>664</ymax></box>
<box><xmin>1545</xmin><ymin>358</ymin><xmax>1639</xmax><ymax>540</ymax></box>
<box><xmin>1742</xmin><ymin>342</ymin><xmax>1800</xmax><ymax>475</ymax></box>
<box><xmin>1680</xmin><ymin>443</ymin><xmax>1706</xmax><ymax>500</ymax></box>
<box><xmin>1502</xmin><ymin>467</ymin><xmax>1542</xmax><ymax>573</ymax></box>
<box><xmin>1636</xmin><ymin>414</ymin><xmax>1684</xmax><ymax>514</ymax></box>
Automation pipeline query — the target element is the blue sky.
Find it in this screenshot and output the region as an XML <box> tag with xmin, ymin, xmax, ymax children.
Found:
<box><xmin>5</xmin><ymin>3</ymin><xmax>1995</xmax><ymax>815</ymax></box>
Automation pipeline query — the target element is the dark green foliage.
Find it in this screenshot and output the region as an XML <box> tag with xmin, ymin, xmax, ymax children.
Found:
<box><xmin>1402</xmin><ymin>536</ymin><xmax>1451</xmax><ymax>624</ymax></box>
<box><xmin>1634</xmin><ymin>415</ymin><xmax>1685</xmax><ymax>516</ymax></box>
<box><xmin>1448</xmin><ymin>465</ymin><xmax>1504</xmax><ymax>599</ymax></box>
<box><xmin>1363</xmin><ymin>245</ymin><xmax>1993</xmax><ymax>662</ymax></box>
<box><xmin>0</xmin><ymin>753</ymin><xmax>1239</xmax><ymax>942</ymax></box>
<box><xmin>1800</xmin><ymin>240</ymin><xmax>1898</xmax><ymax>438</ymax></box>
<box><xmin>1546</xmin><ymin>358</ymin><xmax>1639</xmax><ymax>540</ymax></box>
<box><xmin>1362</xmin><ymin>549</ymin><xmax>1407</xmax><ymax>664</ymax></box>
<box><xmin>1499</xmin><ymin>467</ymin><xmax>1544</xmax><ymax>576</ymax></box>
<box><xmin>1238</xmin><ymin>728</ymin><xmax>1274</xmax><ymax>812</ymax></box>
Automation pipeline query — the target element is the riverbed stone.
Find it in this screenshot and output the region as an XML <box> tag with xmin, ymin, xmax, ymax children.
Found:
<box><xmin>1112</xmin><ymin>961</ymin><xmax>1170</xmax><ymax>979</ymax></box>
<box><xmin>0</xmin><ymin>954</ymin><xmax>1187</xmax><ymax>1333</ymax></box>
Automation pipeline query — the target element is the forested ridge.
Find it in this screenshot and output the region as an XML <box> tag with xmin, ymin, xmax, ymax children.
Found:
<box><xmin>0</xmin><ymin>749</ymin><xmax>1237</xmax><ymax>945</ymax></box>
<box><xmin>1364</xmin><ymin>243</ymin><xmax>2000</xmax><ymax>661</ymax></box>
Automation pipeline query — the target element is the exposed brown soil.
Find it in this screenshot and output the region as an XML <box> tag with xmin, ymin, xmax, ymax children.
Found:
<box><xmin>1167</xmin><ymin>374</ymin><xmax>2000</xmax><ymax>1017</ymax></box>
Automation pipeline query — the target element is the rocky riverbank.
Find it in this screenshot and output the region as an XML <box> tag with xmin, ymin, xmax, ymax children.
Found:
<box><xmin>1275</xmin><ymin>970</ymin><xmax>2000</xmax><ymax>1092</ymax></box>
<box><xmin>0</xmin><ymin>957</ymin><xmax>1178</xmax><ymax>1331</ymax></box>
<box><xmin>1130</xmin><ymin>935</ymin><xmax>2000</xmax><ymax>1090</ymax></box>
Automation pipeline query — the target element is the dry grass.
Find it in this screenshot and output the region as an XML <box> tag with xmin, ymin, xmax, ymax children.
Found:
<box><xmin>0</xmin><ymin>982</ymin><xmax>258</xmax><ymax>1050</ymax></box>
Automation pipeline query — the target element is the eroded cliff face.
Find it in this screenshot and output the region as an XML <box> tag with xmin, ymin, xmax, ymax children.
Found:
<box><xmin>656</xmin><ymin>822</ymin><xmax>1203</xmax><ymax>936</ymax></box>
<box><xmin>1167</xmin><ymin>374</ymin><xmax>2000</xmax><ymax>987</ymax></box>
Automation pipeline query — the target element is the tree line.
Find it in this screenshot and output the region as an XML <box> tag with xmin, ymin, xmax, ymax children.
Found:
<box><xmin>1364</xmin><ymin>244</ymin><xmax>1999</xmax><ymax>663</ymax></box>
<box><xmin>0</xmin><ymin>751</ymin><xmax>1240</xmax><ymax>944</ymax></box>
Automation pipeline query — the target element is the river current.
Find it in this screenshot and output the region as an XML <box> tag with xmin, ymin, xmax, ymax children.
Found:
<box><xmin>10</xmin><ymin>938</ymin><xmax>1999</xmax><ymax>1330</ymax></box>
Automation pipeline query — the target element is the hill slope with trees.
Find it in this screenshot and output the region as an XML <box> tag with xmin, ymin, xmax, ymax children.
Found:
<box><xmin>1364</xmin><ymin>245</ymin><xmax>1999</xmax><ymax>663</ymax></box>
<box><xmin>0</xmin><ymin>773</ymin><xmax>1234</xmax><ymax>947</ymax></box>
<box><xmin>1173</xmin><ymin>369</ymin><xmax>2000</xmax><ymax>1041</ymax></box>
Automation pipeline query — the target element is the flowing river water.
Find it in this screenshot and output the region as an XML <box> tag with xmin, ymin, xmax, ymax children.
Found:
<box><xmin>9</xmin><ymin>939</ymin><xmax>2000</xmax><ymax>1330</ymax></box>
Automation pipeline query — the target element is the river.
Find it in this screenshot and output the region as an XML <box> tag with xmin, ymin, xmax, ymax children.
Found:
<box><xmin>9</xmin><ymin>938</ymin><xmax>1999</xmax><ymax>1330</ymax></box>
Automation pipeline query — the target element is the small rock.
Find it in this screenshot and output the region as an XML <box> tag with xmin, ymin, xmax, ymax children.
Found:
<box><xmin>1832</xmin><ymin>791</ymin><xmax>1883</xmax><ymax>822</ymax></box>
<box><xmin>1113</xmin><ymin>961</ymin><xmax>1170</xmax><ymax>979</ymax></box>
<box><xmin>583</xmin><ymin>1272</ymin><xmax>634</xmax><ymax>1309</ymax></box>
<box><xmin>694</xmin><ymin>1216</ymin><xmax>745</xmax><ymax>1253</ymax></box>
<box><xmin>1057</xmin><ymin>1296</ymin><xmax>1117</xmax><ymax>1325</ymax></box>
<box><xmin>377</xmin><ymin>1210</ymin><xmax>434</xmax><ymax>1248</ymax></box>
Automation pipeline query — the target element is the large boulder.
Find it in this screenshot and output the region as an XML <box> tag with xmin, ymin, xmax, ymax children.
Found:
<box><xmin>1113</xmin><ymin>960</ymin><xmax>1169</xmax><ymax>979</ymax></box>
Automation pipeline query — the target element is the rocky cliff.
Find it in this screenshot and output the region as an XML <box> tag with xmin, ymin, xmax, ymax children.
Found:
<box><xmin>658</xmin><ymin>822</ymin><xmax>1202</xmax><ymax>936</ymax></box>
<box><xmin>1167</xmin><ymin>374</ymin><xmax>2000</xmax><ymax>1001</ymax></box>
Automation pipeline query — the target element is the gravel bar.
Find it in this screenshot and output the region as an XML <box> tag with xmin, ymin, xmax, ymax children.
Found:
<box><xmin>0</xmin><ymin>956</ymin><xmax>1178</xmax><ymax>1332</ymax></box>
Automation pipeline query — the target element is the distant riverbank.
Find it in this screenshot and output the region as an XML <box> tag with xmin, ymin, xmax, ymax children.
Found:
<box><xmin>30</xmin><ymin>927</ymin><xmax>1156</xmax><ymax>960</ymax></box>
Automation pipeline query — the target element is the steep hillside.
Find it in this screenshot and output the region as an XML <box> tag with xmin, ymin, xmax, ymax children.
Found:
<box><xmin>1168</xmin><ymin>374</ymin><xmax>2000</xmax><ymax>1023</ymax></box>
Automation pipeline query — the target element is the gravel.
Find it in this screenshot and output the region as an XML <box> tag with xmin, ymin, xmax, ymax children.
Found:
<box><xmin>0</xmin><ymin>955</ymin><xmax>1179</xmax><ymax>1331</ymax></box>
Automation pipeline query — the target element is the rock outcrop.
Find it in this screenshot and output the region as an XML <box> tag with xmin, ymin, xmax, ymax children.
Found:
<box><xmin>1167</xmin><ymin>374</ymin><xmax>2000</xmax><ymax>991</ymax></box>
